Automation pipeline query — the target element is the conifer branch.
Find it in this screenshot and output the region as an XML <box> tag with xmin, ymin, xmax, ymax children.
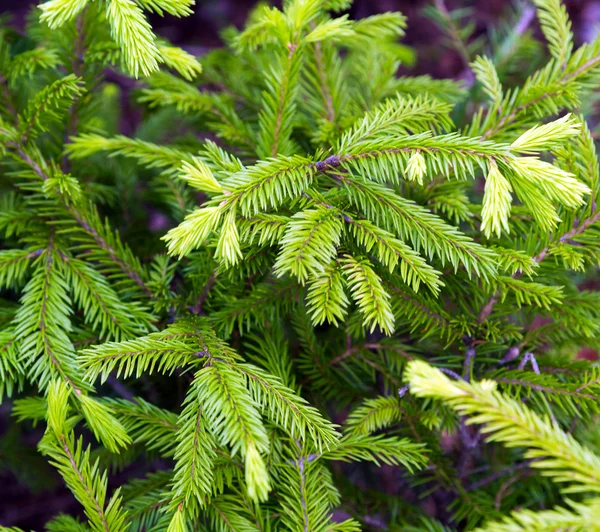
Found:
<box><xmin>6</xmin><ymin>133</ymin><xmax>153</xmax><ymax>300</ymax></box>
<box><xmin>407</xmin><ymin>361</ymin><xmax>600</xmax><ymax>492</ymax></box>
<box><xmin>311</xmin><ymin>40</ymin><xmax>335</xmax><ymax>123</ymax></box>
<box><xmin>68</xmin><ymin>204</ymin><xmax>152</xmax><ymax>297</ymax></box>
<box><xmin>478</xmin><ymin>207</ymin><xmax>600</xmax><ymax>324</ymax></box>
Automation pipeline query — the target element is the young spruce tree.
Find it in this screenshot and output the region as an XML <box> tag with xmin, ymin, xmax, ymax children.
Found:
<box><xmin>1</xmin><ymin>0</ymin><xmax>600</xmax><ymax>530</ymax></box>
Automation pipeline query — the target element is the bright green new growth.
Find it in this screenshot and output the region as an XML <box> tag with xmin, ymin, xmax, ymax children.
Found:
<box><xmin>407</xmin><ymin>360</ymin><xmax>600</xmax><ymax>530</ymax></box>
<box><xmin>40</xmin><ymin>0</ymin><xmax>198</xmax><ymax>78</ymax></box>
<box><xmin>2</xmin><ymin>0</ymin><xmax>600</xmax><ymax>530</ymax></box>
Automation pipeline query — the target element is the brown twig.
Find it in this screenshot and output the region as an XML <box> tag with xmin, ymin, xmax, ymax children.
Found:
<box><xmin>467</xmin><ymin>459</ymin><xmax>536</xmax><ymax>491</ymax></box>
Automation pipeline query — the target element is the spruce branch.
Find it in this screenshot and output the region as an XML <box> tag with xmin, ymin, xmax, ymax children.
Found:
<box><xmin>478</xmin><ymin>207</ymin><xmax>600</xmax><ymax>324</ymax></box>
<box><xmin>5</xmin><ymin>132</ymin><xmax>153</xmax><ymax>300</ymax></box>
<box><xmin>41</xmin><ymin>380</ymin><xmax>129</xmax><ymax>532</ymax></box>
<box><xmin>407</xmin><ymin>361</ymin><xmax>600</xmax><ymax>493</ymax></box>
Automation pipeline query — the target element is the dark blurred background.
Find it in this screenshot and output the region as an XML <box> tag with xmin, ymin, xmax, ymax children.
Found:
<box><xmin>1</xmin><ymin>0</ymin><xmax>600</xmax><ymax>528</ymax></box>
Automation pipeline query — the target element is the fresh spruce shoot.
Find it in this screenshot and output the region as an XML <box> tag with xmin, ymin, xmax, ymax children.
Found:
<box><xmin>1</xmin><ymin>0</ymin><xmax>600</xmax><ymax>530</ymax></box>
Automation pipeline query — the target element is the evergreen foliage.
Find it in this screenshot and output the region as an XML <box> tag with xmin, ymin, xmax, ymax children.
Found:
<box><xmin>1</xmin><ymin>0</ymin><xmax>600</xmax><ymax>530</ymax></box>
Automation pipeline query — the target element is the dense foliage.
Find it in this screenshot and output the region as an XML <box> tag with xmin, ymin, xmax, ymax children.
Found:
<box><xmin>1</xmin><ymin>0</ymin><xmax>600</xmax><ymax>530</ymax></box>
